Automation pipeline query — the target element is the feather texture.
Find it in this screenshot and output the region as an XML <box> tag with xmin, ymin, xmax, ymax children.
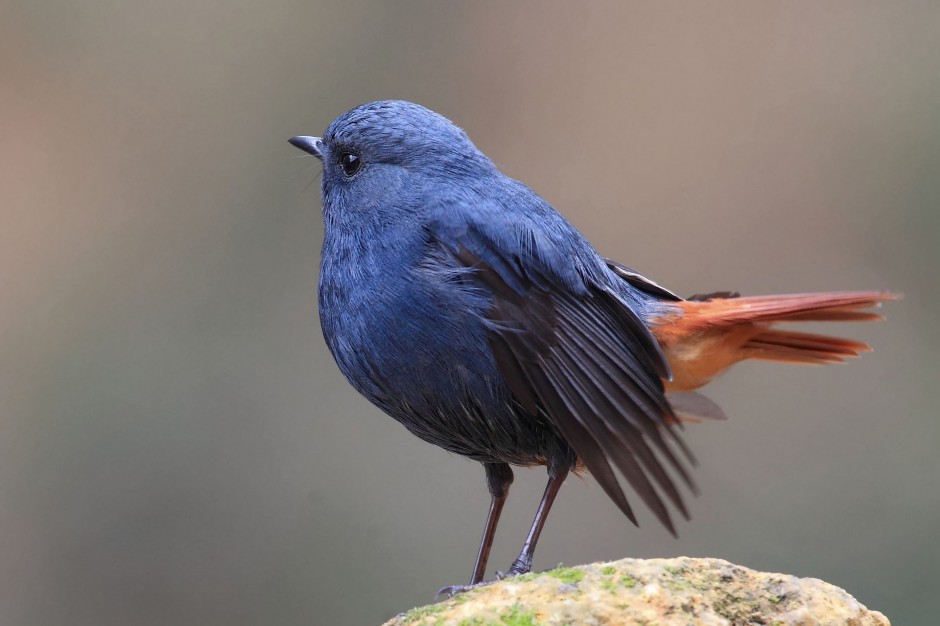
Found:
<box><xmin>648</xmin><ymin>291</ymin><xmax>898</xmax><ymax>390</ymax></box>
<box><xmin>449</xmin><ymin>244</ymin><xmax>694</xmax><ymax>534</ymax></box>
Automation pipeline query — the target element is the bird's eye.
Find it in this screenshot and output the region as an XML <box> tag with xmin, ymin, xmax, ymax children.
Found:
<box><xmin>340</xmin><ymin>152</ymin><xmax>361</xmax><ymax>177</ymax></box>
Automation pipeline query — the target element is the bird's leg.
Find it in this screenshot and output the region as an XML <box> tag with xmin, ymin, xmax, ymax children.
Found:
<box><xmin>506</xmin><ymin>465</ymin><xmax>568</xmax><ymax>577</ymax></box>
<box><xmin>470</xmin><ymin>462</ymin><xmax>514</xmax><ymax>584</ymax></box>
<box><xmin>437</xmin><ymin>462</ymin><xmax>513</xmax><ymax>598</ymax></box>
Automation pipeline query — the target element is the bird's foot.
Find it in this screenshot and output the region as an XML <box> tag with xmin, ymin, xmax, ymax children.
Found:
<box><xmin>438</xmin><ymin>557</ymin><xmax>533</xmax><ymax>598</ymax></box>
<box><xmin>492</xmin><ymin>561</ymin><xmax>532</xmax><ymax>581</ymax></box>
<box><xmin>435</xmin><ymin>580</ymin><xmax>493</xmax><ymax>599</ymax></box>
<box><xmin>506</xmin><ymin>554</ymin><xmax>532</xmax><ymax>577</ymax></box>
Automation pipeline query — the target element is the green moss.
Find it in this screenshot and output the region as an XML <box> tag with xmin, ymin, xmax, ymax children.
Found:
<box><xmin>600</xmin><ymin>565</ymin><xmax>616</xmax><ymax>576</ymax></box>
<box><xmin>548</xmin><ymin>566</ymin><xmax>585</xmax><ymax>584</ymax></box>
<box><xmin>450</xmin><ymin>591</ymin><xmax>474</xmax><ymax>606</ymax></box>
<box><xmin>664</xmin><ymin>577</ymin><xmax>690</xmax><ymax>591</ymax></box>
<box><xmin>600</xmin><ymin>579</ymin><xmax>617</xmax><ymax>592</ymax></box>
<box><xmin>400</xmin><ymin>601</ymin><xmax>447</xmax><ymax>625</ymax></box>
<box><xmin>510</xmin><ymin>572</ymin><xmax>540</xmax><ymax>584</ymax></box>
<box><xmin>620</xmin><ymin>574</ymin><xmax>638</xmax><ymax>588</ymax></box>
<box><xmin>662</xmin><ymin>564</ymin><xmax>694</xmax><ymax>591</ymax></box>
<box><xmin>497</xmin><ymin>603</ymin><xmax>540</xmax><ymax>626</ymax></box>
<box><xmin>712</xmin><ymin>594</ymin><xmax>763</xmax><ymax>624</ymax></box>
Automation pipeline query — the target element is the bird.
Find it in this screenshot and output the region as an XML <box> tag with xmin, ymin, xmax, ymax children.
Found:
<box><xmin>288</xmin><ymin>100</ymin><xmax>896</xmax><ymax>594</ymax></box>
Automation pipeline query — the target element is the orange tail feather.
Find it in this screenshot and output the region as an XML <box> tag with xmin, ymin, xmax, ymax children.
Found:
<box><xmin>745</xmin><ymin>329</ymin><xmax>871</xmax><ymax>364</ymax></box>
<box><xmin>651</xmin><ymin>291</ymin><xmax>899</xmax><ymax>391</ymax></box>
<box><xmin>676</xmin><ymin>291</ymin><xmax>896</xmax><ymax>326</ymax></box>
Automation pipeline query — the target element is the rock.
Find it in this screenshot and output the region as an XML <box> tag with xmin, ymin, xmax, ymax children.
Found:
<box><xmin>384</xmin><ymin>557</ymin><xmax>889</xmax><ymax>626</ymax></box>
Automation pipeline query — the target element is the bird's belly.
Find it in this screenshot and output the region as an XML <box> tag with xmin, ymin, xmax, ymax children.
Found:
<box><xmin>320</xmin><ymin>277</ymin><xmax>562</xmax><ymax>464</ymax></box>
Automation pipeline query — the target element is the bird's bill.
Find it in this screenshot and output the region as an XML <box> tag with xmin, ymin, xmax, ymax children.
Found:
<box><xmin>288</xmin><ymin>135</ymin><xmax>323</xmax><ymax>159</ymax></box>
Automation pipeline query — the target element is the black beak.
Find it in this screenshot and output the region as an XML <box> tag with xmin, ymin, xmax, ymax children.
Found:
<box><xmin>288</xmin><ymin>136</ymin><xmax>323</xmax><ymax>159</ymax></box>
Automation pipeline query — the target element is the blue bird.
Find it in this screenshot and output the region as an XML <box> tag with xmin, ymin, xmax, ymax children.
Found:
<box><xmin>289</xmin><ymin>100</ymin><xmax>894</xmax><ymax>592</ymax></box>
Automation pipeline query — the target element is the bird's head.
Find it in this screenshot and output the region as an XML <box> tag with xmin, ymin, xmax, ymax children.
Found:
<box><xmin>290</xmin><ymin>100</ymin><xmax>494</xmax><ymax>217</ymax></box>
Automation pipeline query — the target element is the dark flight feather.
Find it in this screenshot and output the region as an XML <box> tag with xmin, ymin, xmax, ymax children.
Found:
<box><xmin>453</xmin><ymin>245</ymin><xmax>693</xmax><ymax>534</ymax></box>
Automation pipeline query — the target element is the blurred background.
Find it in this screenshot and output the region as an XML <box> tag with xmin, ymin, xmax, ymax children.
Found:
<box><xmin>2</xmin><ymin>2</ymin><xmax>938</xmax><ymax>624</ymax></box>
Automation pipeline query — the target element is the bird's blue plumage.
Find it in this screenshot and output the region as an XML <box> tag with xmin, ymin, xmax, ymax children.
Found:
<box><xmin>291</xmin><ymin>100</ymin><xmax>890</xmax><ymax>586</ymax></box>
<box><xmin>315</xmin><ymin>102</ymin><xmax>670</xmax><ymax>465</ymax></box>
<box><xmin>308</xmin><ymin>101</ymin><xmax>690</xmax><ymax>553</ymax></box>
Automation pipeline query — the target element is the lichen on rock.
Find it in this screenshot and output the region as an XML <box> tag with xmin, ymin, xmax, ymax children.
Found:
<box><xmin>384</xmin><ymin>557</ymin><xmax>889</xmax><ymax>626</ymax></box>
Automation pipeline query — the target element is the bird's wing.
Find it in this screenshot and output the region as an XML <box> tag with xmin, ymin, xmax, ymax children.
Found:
<box><xmin>429</xmin><ymin>200</ymin><xmax>695</xmax><ymax>535</ymax></box>
<box><xmin>604</xmin><ymin>258</ymin><xmax>683</xmax><ymax>301</ymax></box>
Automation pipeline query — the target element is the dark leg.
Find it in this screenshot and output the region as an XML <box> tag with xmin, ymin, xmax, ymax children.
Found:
<box><xmin>470</xmin><ymin>462</ymin><xmax>514</xmax><ymax>584</ymax></box>
<box><xmin>507</xmin><ymin>465</ymin><xmax>568</xmax><ymax>576</ymax></box>
<box><xmin>437</xmin><ymin>462</ymin><xmax>513</xmax><ymax>597</ymax></box>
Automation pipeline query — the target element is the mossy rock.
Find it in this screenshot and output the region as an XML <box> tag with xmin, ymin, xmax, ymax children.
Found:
<box><xmin>384</xmin><ymin>557</ymin><xmax>889</xmax><ymax>626</ymax></box>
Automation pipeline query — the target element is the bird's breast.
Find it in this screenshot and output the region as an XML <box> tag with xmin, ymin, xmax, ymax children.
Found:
<box><xmin>318</xmin><ymin>231</ymin><xmax>502</xmax><ymax>409</ymax></box>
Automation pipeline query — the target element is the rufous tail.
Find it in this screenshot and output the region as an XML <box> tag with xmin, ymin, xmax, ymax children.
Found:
<box><xmin>651</xmin><ymin>291</ymin><xmax>899</xmax><ymax>391</ymax></box>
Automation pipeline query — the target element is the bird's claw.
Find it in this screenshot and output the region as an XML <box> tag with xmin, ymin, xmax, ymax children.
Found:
<box><xmin>435</xmin><ymin>584</ymin><xmax>468</xmax><ymax>599</ymax></box>
<box><xmin>436</xmin><ymin>580</ymin><xmax>493</xmax><ymax>599</ymax></box>
<box><xmin>493</xmin><ymin>565</ymin><xmax>529</xmax><ymax>581</ymax></box>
